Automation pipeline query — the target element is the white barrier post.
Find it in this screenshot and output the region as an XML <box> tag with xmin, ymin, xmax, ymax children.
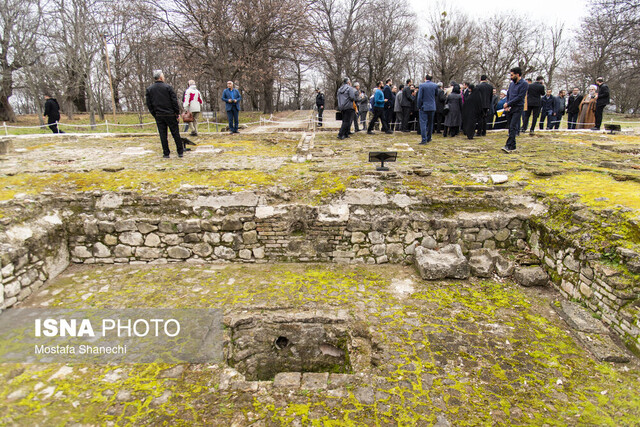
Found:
<box><xmin>207</xmin><ymin>117</ymin><xmax>210</xmax><ymax>133</ymax></box>
<box><xmin>3</xmin><ymin>122</ymin><xmax>7</xmax><ymax>136</ymax></box>
<box><xmin>105</xmin><ymin>120</ymin><xmax>109</xmax><ymax>133</ymax></box>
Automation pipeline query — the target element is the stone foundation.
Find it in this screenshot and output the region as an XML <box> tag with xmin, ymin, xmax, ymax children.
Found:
<box><xmin>1</xmin><ymin>188</ymin><xmax>638</xmax><ymax>355</ymax></box>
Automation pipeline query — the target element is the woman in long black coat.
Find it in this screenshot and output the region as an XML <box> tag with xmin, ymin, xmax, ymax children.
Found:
<box><xmin>443</xmin><ymin>85</ymin><xmax>462</xmax><ymax>137</ymax></box>
<box><xmin>461</xmin><ymin>85</ymin><xmax>482</xmax><ymax>139</ymax></box>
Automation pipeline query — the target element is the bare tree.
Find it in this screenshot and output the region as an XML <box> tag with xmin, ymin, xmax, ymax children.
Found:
<box><xmin>538</xmin><ymin>22</ymin><xmax>568</xmax><ymax>90</ymax></box>
<box><xmin>0</xmin><ymin>0</ymin><xmax>43</xmax><ymax>121</ymax></box>
<box><xmin>309</xmin><ymin>0</ymin><xmax>369</xmax><ymax>107</ymax></box>
<box><xmin>474</xmin><ymin>14</ymin><xmax>521</xmax><ymax>89</ymax></box>
<box><xmin>424</xmin><ymin>9</ymin><xmax>477</xmax><ymax>85</ymax></box>
<box><xmin>351</xmin><ymin>0</ymin><xmax>417</xmax><ymax>91</ymax></box>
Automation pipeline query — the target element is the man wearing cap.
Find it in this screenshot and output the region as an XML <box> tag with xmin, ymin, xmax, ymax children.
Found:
<box><xmin>145</xmin><ymin>70</ymin><xmax>183</xmax><ymax>158</ymax></box>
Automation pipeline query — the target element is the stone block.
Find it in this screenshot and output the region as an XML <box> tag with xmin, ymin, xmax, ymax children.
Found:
<box><xmin>93</xmin><ymin>242</ymin><xmax>111</xmax><ymax>258</ymax></box>
<box><xmin>72</xmin><ymin>246</ymin><xmax>92</xmax><ymax>258</ymax></box>
<box><xmin>204</xmin><ymin>232</ymin><xmax>221</xmax><ymax>244</ymax></box>
<box><xmin>368</xmin><ymin>231</ymin><xmax>384</xmax><ymax>245</ymax></box>
<box><xmin>144</xmin><ymin>233</ymin><xmax>161</xmax><ymax>247</ymax></box>
<box><xmin>184</xmin><ymin>233</ymin><xmax>201</xmax><ymax>243</ymax></box>
<box><xmin>137</xmin><ymin>223</ymin><xmax>158</xmax><ymax>234</ymax></box>
<box><xmin>239</xmin><ymin>249</ymin><xmax>252</xmax><ymax>260</ymax></box>
<box><xmin>167</xmin><ymin>246</ymin><xmax>191</xmax><ymax>259</ymax></box>
<box><xmin>253</xmin><ymin>247</ymin><xmax>265</xmax><ymax>259</ymax></box>
<box><xmin>182</xmin><ymin>219</ymin><xmax>201</xmax><ymax>233</ymax></box>
<box><xmin>136</xmin><ymin>247</ymin><xmax>161</xmax><ymax>259</ymax></box>
<box><xmin>371</xmin><ymin>244</ymin><xmax>386</xmax><ymax>257</ymax></box>
<box><xmin>414</xmin><ymin>244</ymin><xmax>469</xmax><ymax>280</ymax></box>
<box><xmin>468</xmin><ymin>249</ymin><xmax>495</xmax><ymax>278</ymax></box>
<box><xmin>494</xmin><ymin>228</ymin><xmax>510</xmax><ymax>242</ymax></box>
<box><xmin>104</xmin><ymin>234</ymin><xmax>118</xmax><ymax>246</ymax></box>
<box><xmin>193</xmin><ymin>243</ymin><xmax>213</xmax><ymax>257</ymax></box>
<box><xmin>114</xmin><ymin>245</ymin><xmax>133</xmax><ymax>258</ymax></box>
<box><xmin>421</xmin><ymin>236</ymin><xmax>437</xmax><ymax>249</ymax></box>
<box><xmin>97</xmin><ymin>221</ymin><xmax>116</xmax><ymax>233</ymax></box>
<box><xmin>351</xmin><ymin>232</ymin><xmax>366</xmax><ymax>244</ymax></box>
<box><xmin>301</xmin><ymin>372</ymin><xmax>328</xmax><ymax>390</ymax></box>
<box><xmin>162</xmin><ymin>234</ymin><xmax>182</xmax><ymax>245</ymax></box>
<box><xmin>476</xmin><ymin>229</ymin><xmax>494</xmax><ymax>242</ymax></box>
<box><xmin>215</xmin><ymin>246</ymin><xmax>236</xmax><ymax>260</ymax></box>
<box><xmin>4</xmin><ymin>281</ymin><xmax>20</xmax><ymax>298</ymax></box>
<box><xmin>242</xmin><ymin>230</ymin><xmax>258</xmax><ymax>244</ymax></box>
<box><xmin>114</xmin><ymin>220</ymin><xmax>137</xmax><ymax>232</ymax></box>
<box><xmin>273</xmin><ymin>372</ymin><xmax>301</xmax><ymax>388</ymax></box>
<box><xmin>221</xmin><ymin>219</ymin><xmax>243</xmax><ymax>231</ymax></box>
<box><xmin>514</xmin><ymin>266</ymin><xmax>549</xmax><ymax>287</ymax></box>
<box><xmin>120</xmin><ymin>232</ymin><xmax>144</xmax><ymax>246</ymax></box>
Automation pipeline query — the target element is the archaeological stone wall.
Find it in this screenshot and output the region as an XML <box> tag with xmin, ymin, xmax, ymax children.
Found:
<box><xmin>528</xmin><ymin>221</ymin><xmax>640</xmax><ymax>354</ymax></box>
<box><xmin>1</xmin><ymin>188</ymin><xmax>638</xmax><ymax>354</ymax></box>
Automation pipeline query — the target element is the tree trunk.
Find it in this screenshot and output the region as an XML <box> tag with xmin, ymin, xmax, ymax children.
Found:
<box><xmin>0</xmin><ymin>94</ymin><xmax>16</xmax><ymax>122</ymax></box>
<box><xmin>0</xmin><ymin>75</ymin><xmax>16</xmax><ymax>122</ymax></box>
<box><xmin>263</xmin><ymin>79</ymin><xmax>274</xmax><ymax>114</ymax></box>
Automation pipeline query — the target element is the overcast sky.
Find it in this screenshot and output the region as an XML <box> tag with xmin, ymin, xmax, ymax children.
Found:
<box><xmin>410</xmin><ymin>0</ymin><xmax>590</xmax><ymax>31</ymax></box>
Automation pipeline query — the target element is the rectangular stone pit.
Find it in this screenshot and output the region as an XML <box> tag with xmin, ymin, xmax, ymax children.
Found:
<box><xmin>226</xmin><ymin>310</ymin><xmax>367</xmax><ymax>381</ymax></box>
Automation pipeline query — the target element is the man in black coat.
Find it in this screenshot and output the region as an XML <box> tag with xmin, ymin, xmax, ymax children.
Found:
<box><xmin>43</xmin><ymin>94</ymin><xmax>64</xmax><ymax>134</ymax></box>
<box><xmin>593</xmin><ymin>77</ymin><xmax>610</xmax><ymax>130</ymax></box>
<box><xmin>383</xmin><ymin>79</ymin><xmax>394</xmax><ymax>132</ymax></box>
<box><xmin>475</xmin><ymin>75</ymin><xmax>493</xmax><ymax>136</ymax></box>
<box><xmin>400</xmin><ymin>79</ymin><xmax>416</xmax><ymax>132</ymax></box>
<box><xmin>566</xmin><ymin>87</ymin><xmax>583</xmax><ymax>129</ymax></box>
<box><xmin>315</xmin><ymin>88</ymin><xmax>324</xmax><ymax>127</ymax></box>
<box><xmin>521</xmin><ymin>76</ymin><xmax>545</xmax><ymax>134</ymax></box>
<box><xmin>145</xmin><ymin>70</ymin><xmax>183</xmax><ymax>158</ymax></box>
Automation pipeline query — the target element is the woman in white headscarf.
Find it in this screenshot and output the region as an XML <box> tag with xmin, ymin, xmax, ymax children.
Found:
<box><xmin>577</xmin><ymin>85</ymin><xmax>597</xmax><ymax>129</ymax></box>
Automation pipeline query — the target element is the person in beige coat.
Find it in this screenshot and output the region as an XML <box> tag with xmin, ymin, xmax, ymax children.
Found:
<box><xmin>183</xmin><ymin>80</ymin><xmax>203</xmax><ymax>136</ymax></box>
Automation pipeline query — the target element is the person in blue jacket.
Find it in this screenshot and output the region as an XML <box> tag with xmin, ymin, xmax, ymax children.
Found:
<box><xmin>222</xmin><ymin>81</ymin><xmax>242</xmax><ymax>134</ymax></box>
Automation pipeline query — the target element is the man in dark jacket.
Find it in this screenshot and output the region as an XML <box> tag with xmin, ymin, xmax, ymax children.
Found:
<box><xmin>475</xmin><ymin>75</ymin><xmax>494</xmax><ymax>136</ymax></box>
<box><xmin>337</xmin><ymin>77</ymin><xmax>358</xmax><ymax>139</ymax></box>
<box><xmin>400</xmin><ymin>79</ymin><xmax>416</xmax><ymax>132</ymax></box>
<box><xmin>145</xmin><ymin>70</ymin><xmax>183</xmax><ymax>158</ymax></box>
<box><xmin>566</xmin><ymin>87</ymin><xmax>583</xmax><ymax>129</ymax></box>
<box><xmin>521</xmin><ymin>76</ymin><xmax>545</xmax><ymax>134</ymax></box>
<box><xmin>593</xmin><ymin>77</ymin><xmax>610</xmax><ymax>130</ymax></box>
<box><xmin>43</xmin><ymin>94</ymin><xmax>64</xmax><ymax>134</ymax></box>
<box><xmin>383</xmin><ymin>79</ymin><xmax>394</xmax><ymax>132</ymax></box>
<box><xmin>550</xmin><ymin>90</ymin><xmax>566</xmax><ymax>129</ymax></box>
<box><xmin>315</xmin><ymin>88</ymin><xmax>324</xmax><ymax>127</ymax></box>
<box><xmin>539</xmin><ymin>89</ymin><xmax>555</xmax><ymax>130</ymax></box>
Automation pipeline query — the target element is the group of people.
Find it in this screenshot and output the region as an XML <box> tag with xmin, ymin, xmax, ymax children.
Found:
<box><xmin>143</xmin><ymin>70</ymin><xmax>242</xmax><ymax>158</ymax></box>
<box><xmin>328</xmin><ymin>71</ymin><xmax>611</xmax><ymax>151</ymax></box>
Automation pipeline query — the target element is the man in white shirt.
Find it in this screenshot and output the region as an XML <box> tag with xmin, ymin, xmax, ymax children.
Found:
<box><xmin>183</xmin><ymin>80</ymin><xmax>203</xmax><ymax>136</ymax></box>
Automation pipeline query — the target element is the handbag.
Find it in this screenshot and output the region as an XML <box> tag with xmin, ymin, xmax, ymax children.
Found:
<box><xmin>443</xmin><ymin>103</ymin><xmax>450</xmax><ymax>115</ymax></box>
<box><xmin>336</xmin><ymin>111</ymin><xmax>343</xmax><ymax>120</ymax></box>
<box><xmin>181</xmin><ymin>110</ymin><xmax>194</xmax><ymax>123</ymax></box>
